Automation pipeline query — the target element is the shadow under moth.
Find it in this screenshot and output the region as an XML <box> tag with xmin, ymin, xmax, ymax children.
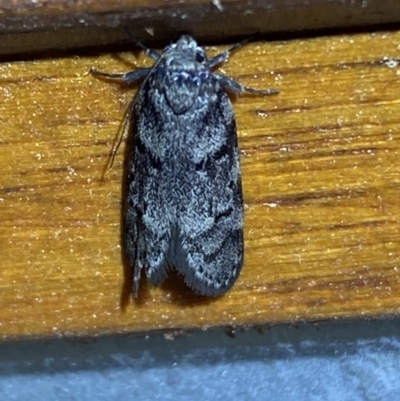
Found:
<box><xmin>91</xmin><ymin>34</ymin><xmax>279</xmax><ymax>297</ymax></box>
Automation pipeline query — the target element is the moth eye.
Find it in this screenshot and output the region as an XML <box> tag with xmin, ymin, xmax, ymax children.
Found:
<box><xmin>196</xmin><ymin>51</ymin><xmax>205</xmax><ymax>63</ymax></box>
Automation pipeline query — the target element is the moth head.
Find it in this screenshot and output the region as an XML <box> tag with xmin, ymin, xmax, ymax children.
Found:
<box><xmin>164</xmin><ymin>35</ymin><xmax>208</xmax><ymax>66</ymax></box>
<box><xmin>159</xmin><ymin>35</ymin><xmax>212</xmax><ymax>114</ymax></box>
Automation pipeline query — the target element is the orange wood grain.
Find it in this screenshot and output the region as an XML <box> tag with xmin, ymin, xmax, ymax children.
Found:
<box><xmin>0</xmin><ymin>31</ymin><xmax>400</xmax><ymax>339</ymax></box>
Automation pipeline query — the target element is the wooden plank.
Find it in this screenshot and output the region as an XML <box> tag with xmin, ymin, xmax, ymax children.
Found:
<box><xmin>1</xmin><ymin>0</ymin><xmax>400</xmax><ymax>54</ymax></box>
<box><xmin>1</xmin><ymin>30</ymin><xmax>400</xmax><ymax>339</ymax></box>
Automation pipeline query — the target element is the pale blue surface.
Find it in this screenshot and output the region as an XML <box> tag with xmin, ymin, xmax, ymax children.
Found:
<box><xmin>1</xmin><ymin>320</ymin><xmax>399</xmax><ymax>400</ymax></box>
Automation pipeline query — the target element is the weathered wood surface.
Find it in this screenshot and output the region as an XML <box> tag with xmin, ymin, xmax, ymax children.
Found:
<box><xmin>1</xmin><ymin>0</ymin><xmax>400</xmax><ymax>54</ymax></box>
<box><xmin>0</xmin><ymin>31</ymin><xmax>400</xmax><ymax>339</ymax></box>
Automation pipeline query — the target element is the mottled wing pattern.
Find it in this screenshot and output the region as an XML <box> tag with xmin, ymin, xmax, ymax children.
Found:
<box><xmin>171</xmin><ymin>87</ymin><xmax>244</xmax><ymax>296</ymax></box>
<box><xmin>125</xmin><ymin>76</ymin><xmax>244</xmax><ymax>297</ymax></box>
<box><xmin>125</xmin><ymin>79</ymin><xmax>173</xmax><ymax>297</ymax></box>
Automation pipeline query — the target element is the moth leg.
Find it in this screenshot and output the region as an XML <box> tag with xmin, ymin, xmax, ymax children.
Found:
<box><xmin>90</xmin><ymin>67</ymin><xmax>151</xmax><ymax>167</ymax></box>
<box><xmin>130</xmin><ymin>38</ymin><xmax>161</xmax><ymax>62</ymax></box>
<box><xmin>214</xmin><ymin>73</ymin><xmax>280</xmax><ymax>96</ymax></box>
<box><xmin>132</xmin><ymin>263</ymin><xmax>141</xmax><ymax>298</ymax></box>
<box><xmin>124</xmin><ymin>28</ymin><xmax>161</xmax><ymax>61</ymax></box>
<box><xmin>90</xmin><ymin>67</ymin><xmax>150</xmax><ymax>85</ymax></box>
<box><xmin>131</xmin><ymin>224</ymin><xmax>171</xmax><ymax>296</ymax></box>
<box><xmin>208</xmin><ymin>37</ymin><xmax>254</xmax><ymax>68</ymax></box>
<box><xmin>131</xmin><ymin>230</ymin><xmax>172</xmax><ymax>298</ymax></box>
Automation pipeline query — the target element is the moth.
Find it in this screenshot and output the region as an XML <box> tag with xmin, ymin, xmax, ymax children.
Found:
<box><xmin>91</xmin><ymin>35</ymin><xmax>279</xmax><ymax>297</ymax></box>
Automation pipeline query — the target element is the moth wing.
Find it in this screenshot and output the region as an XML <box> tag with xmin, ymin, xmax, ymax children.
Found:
<box><xmin>126</xmin><ymin>74</ymin><xmax>244</xmax><ymax>297</ymax></box>
<box><xmin>172</xmin><ymin>95</ymin><xmax>244</xmax><ymax>296</ymax></box>
<box><xmin>124</xmin><ymin>85</ymin><xmax>173</xmax><ymax>297</ymax></box>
